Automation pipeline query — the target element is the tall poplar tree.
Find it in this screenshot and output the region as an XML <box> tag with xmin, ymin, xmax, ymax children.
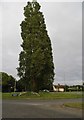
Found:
<box><xmin>17</xmin><ymin>0</ymin><xmax>54</xmax><ymax>92</ymax></box>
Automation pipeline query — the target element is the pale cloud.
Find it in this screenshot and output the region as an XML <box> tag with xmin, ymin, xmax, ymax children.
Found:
<box><xmin>0</xmin><ymin>4</ymin><xmax>2</xmax><ymax>71</ymax></box>
<box><xmin>0</xmin><ymin>0</ymin><xmax>83</xmax><ymax>2</ymax></box>
<box><xmin>41</xmin><ymin>2</ymin><xmax>82</xmax><ymax>85</ymax></box>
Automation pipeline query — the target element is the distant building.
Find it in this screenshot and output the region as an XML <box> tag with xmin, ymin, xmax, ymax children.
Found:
<box><xmin>53</xmin><ymin>84</ymin><xmax>64</xmax><ymax>92</ymax></box>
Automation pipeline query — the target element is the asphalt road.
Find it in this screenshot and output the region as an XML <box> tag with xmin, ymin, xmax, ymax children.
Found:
<box><xmin>2</xmin><ymin>98</ymin><xmax>82</xmax><ymax>118</ymax></box>
<box><xmin>0</xmin><ymin>100</ymin><xmax>2</xmax><ymax>119</ymax></box>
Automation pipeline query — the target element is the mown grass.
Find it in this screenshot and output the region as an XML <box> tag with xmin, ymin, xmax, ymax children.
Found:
<box><xmin>2</xmin><ymin>91</ymin><xmax>83</xmax><ymax>100</ymax></box>
<box><xmin>64</xmin><ymin>102</ymin><xmax>84</xmax><ymax>109</ymax></box>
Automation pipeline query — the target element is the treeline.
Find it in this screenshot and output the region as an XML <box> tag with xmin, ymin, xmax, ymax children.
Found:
<box><xmin>64</xmin><ymin>85</ymin><xmax>84</xmax><ymax>92</ymax></box>
<box><xmin>0</xmin><ymin>72</ymin><xmax>26</xmax><ymax>92</ymax></box>
<box><xmin>0</xmin><ymin>72</ymin><xmax>53</xmax><ymax>92</ymax></box>
<box><xmin>0</xmin><ymin>72</ymin><xmax>50</xmax><ymax>92</ymax></box>
<box><xmin>0</xmin><ymin>72</ymin><xmax>84</xmax><ymax>92</ymax></box>
<box><xmin>0</xmin><ymin>72</ymin><xmax>15</xmax><ymax>92</ymax></box>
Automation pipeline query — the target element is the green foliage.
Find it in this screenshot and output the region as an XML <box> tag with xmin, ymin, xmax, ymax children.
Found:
<box><xmin>16</xmin><ymin>79</ymin><xmax>25</xmax><ymax>92</ymax></box>
<box><xmin>0</xmin><ymin>72</ymin><xmax>15</xmax><ymax>92</ymax></box>
<box><xmin>17</xmin><ymin>1</ymin><xmax>54</xmax><ymax>92</ymax></box>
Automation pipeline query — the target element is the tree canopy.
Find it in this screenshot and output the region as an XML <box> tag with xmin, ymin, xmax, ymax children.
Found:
<box><xmin>0</xmin><ymin>72</ymin><xmax>15</xmax><ymax>92</ymax></box>
<box><xmin>17</xmin><ymin>1</ymin><xmax>54</xmax><ymax>92</ymax></box>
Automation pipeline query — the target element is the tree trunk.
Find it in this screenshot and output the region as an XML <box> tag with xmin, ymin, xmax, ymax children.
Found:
<box><xmin>32</xmin><ymin>79</ymin><xmax>37</xmax><ymax>92</ymax></box>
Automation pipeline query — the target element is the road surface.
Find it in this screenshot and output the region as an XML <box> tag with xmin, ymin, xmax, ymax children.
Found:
<box><xmin>2</xmin><ymin>98</ymin><xmax>82</xmax><ymax>118</ymax></box>
<box><xmin>0</xmin><ymin>100</ymin><xmax>2</xmax><ymax>119</ymax></box>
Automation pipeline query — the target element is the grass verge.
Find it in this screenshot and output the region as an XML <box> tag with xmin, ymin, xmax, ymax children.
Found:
<box><xmin>2</xmin><ymin>91</ymin><xmax>83</xmax><ymax>100</ymax></box>
<box><xmin>64</xmin><ymin>102</ymin><xmax>84</xmax><ymax>109</ymax></box>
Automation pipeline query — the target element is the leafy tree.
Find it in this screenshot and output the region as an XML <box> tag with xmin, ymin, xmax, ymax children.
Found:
<box><xmin>17</xmin><ymin>0</ymin><xmax>54</xmax><ymax>92</ymax></box>
<box><xmin>0</xmin><ymin>72</ymin><xmax>15</xmax><ymax>92</ymax></box>
<box><xmin>8</xmin><ymin>75</ymin><xmax>16</xmax><ymax>92</ymax></box>
<box><xmin>16</xmin><ymin>79</ymin><xmax>25</xmax><ymax>92</ymax></box>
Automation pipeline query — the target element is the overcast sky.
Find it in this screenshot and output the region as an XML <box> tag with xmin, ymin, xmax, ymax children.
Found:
<box><xmin>1</xmin><ymin>0</ymin><xmax>82</xmax><ymax>85</ymax></box>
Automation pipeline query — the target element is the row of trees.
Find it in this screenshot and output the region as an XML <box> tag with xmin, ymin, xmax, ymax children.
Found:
<box><xmin>1</xmin><ymin>71</ymin><xmax>84</xmax><ymax>92</ymax></box>
<box><xmin>0</xmin><ymin>72</ymin><xmax>15</xmax><ymax>92</ymax></box>
<box><xmin>64</xmin><ymin>85</ymin><xmax>84</xmax><ymax>92</ymax></box>
<box><xmin>0</xmin><ymin>72</ymin><xmax>25</xmax><ymax>92</ymax></box>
